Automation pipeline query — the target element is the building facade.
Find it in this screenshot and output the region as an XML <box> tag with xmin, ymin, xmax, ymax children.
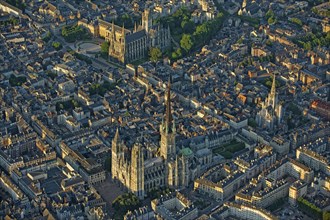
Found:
<box><xmin>296</xmin><ymin>147</ymin><xmax>330</xmax><ymax>175</ymax></box>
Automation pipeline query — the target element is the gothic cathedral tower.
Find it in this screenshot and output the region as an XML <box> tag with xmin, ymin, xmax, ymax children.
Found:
<box><xmin>160</xmin><ymin>79</ymin><xmax>176</xmax><ymax>161</ymax></box>
<box><xmin>268</xmin><ymin>73</ymin><xmax>278</xmax><ymax>108</ymax></box>
<box><xmin>111</xmin><ymin>128</ymin><xmax>121</xmax><ymax>180</ymax></box>
<box><xmin>130</xmin><ymin>142</ymin><xmax>145</xmax><ymax>199</ymax></box>
<box><xmin>142</xmin><ymin>9</ymin><xmax>152</xmax><ymax>33</ymax></box>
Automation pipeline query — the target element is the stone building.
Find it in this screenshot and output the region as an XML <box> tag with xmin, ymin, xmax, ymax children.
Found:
<box><xmin>151</xmin><ymin>192</ymin><xmax>198</xmax><ymax>220</ymax></box>
<box><xmin>105</xmin><ymin>9</ymin><xmax>171</xmax><ymax>64</ymax></box>
<box><xmin>111</xmin><ymin>80</ymin><xmax>210</xmax><ymax>199</ymax></box>
<box><xmin>256</xmin><ymin>74</ymin><xmax>283</xmax><ymax>131</ymax></box>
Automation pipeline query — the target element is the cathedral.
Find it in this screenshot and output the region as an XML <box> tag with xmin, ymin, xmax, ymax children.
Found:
<box><xmin>105</xmin><ymin>9</ymin><xmax>171</xmax><ymax>64</ymax></box>
<box><xmin>256</xmin><ymin>74</ymin><xmax>283</xmax><ymax>131</ymax></box>
<box><xmin>111</xmin><ymin>80</ymin><xmax>209</xmax><ymax>199</ymax></box>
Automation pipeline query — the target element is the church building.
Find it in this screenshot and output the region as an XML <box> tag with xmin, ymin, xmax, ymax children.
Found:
<box><xmin>105</xmin><ymin>9</ymin><xmax>171</xmax><ymax>64</ymax></box>
<box><xmin>111</xmin><ymin>80</ymin><xmax>208</xmax><ymax>199</ymax></box>
<box><xmin>256</xmin><ymin>74</ymin><xmax>283</xmax><ymax>131</ymax></box>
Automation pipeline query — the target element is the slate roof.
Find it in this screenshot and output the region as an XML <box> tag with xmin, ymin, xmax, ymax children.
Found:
<box><xmin>125</xmin><ymin>30</ymin><xmax>146</xmax><ymax>43</ymax></box>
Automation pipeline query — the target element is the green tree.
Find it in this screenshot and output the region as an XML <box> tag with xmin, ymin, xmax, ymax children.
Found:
<box><xmin>303</xmin><ymin>42</ymin><xmax>312</xmax><ymax>50</ymax></box>
<box><xmin>112</xmin><ymin>193</ymin><xmax>141</xmax><ymax>219</ymax></box>
<box><xmin>297</xmin><ymin>197</ymin><xmax>322</xmax><ymax>219</ymax></box>
<box><xmin>323</xmin><ymin>211</ymin><xmax>330</xmax><ymax>220</ymax></box>
<box><xmin>149</xmin><ymin>47</ymin><xmax>162</xmax><ymax>62</ymax></box>
<box><xmin>266</xmin><ymin>9</ymin><xmax>275</xmax><ymax>19</ymax></box>
<box><xmin>9</xmin><ymin>75</ymin><xmax>26</xmax><ymax>86</ymax></box>
<box><xmin>268</xmin><ymin>16</ymin><xmax>276</xmax><ymax>25</ymax></box>
<box><xmin>172</xmin><ymin>48</ymin><xmax>182</xmax><ymax>60</ymax></box>
<box><xmin>61</xmin><ymin>25</ymin><xmax>90</xmax><ymax>43</ymax></box>
<box><xmin>9</xmin><ymin>16</ymin><xmax>19</xmax><ymax>25</ymax></box>
<box><xmin>194</xmin><ymin>23</ymin><xmax>209</xmax><ymax>39</ymax></box>
<box><xmin>101</xmin><ymin>41</ymin><xmax>109</xmax><ymax>57</ymax></box>
<box><xmin>148</xmin><ymin>188</ymin><xmax>173</xmax><ymax>200</ymax></box>
<box><xmin>289</xmin><ymin>18</ymin><xmax>303</xmax><ymax>26</ymax></box>
<box><xmin>265</xmin><ymin>77</ymin><xmax>280</xmax><ymax>88</ymax></box>
<box><xmin>180</xmin><ymin>34</ymin><xmax>194</xmax><ymax>53</ymax></box>
<box><xmin>52</xmin><ymin>41</ymin><xmax>62</xmax><ymax>50</ymax></box>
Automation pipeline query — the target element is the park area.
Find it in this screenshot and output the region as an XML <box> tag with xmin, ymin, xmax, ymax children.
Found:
<box><xmin>61</xmin><ymin>24</ymin><xmax>91</xmax><ymax>43</ymax></box>
<box><xmin>212</xmin><ymin>140</ymin><xmax>246</xmax><ymax>159</ymax></box>
<box><xmin>77</xmin><ymin>42</ymin><xmax>100</xmax><ymax>54</ymax></box>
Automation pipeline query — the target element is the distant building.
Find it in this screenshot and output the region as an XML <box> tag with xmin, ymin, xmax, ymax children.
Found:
<box><xmin>256</xmin><ymin>74</ymin><xmax>283</xmax><ymax>131</ymax></box>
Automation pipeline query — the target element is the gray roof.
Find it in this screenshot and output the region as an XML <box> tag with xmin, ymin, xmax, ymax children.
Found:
<box><xmin>126</xmin><ymin>30</ymin><xmax>146</xmax><ymax>44</ymax></box>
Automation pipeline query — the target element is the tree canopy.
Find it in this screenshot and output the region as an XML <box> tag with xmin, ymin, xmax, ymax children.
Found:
<box><xmin>180</xmin><ymin>34</ymin><xmax>194</xmax><ymax>53</ymax></box>
<box><xmin>101</xmin><ymin>41</ymin><xmax>110</xmax><ymax>58</ymax></box>
<box><xmin>89</xmin><ymin>81</ymin><xmax>115</xmax><ymax>96</ymax></box>
<box><xmin>297</xmin><ymin>197</ymin><xmax>323</xmax><ymax>220</ymax></box>
<box><xmin>9</xmin><ymin>75</ymin><xmax>26</xmax><ymax>87</ymax></box>
<box><xmin>149</xmin><ymin>47</ymin><xmax>162</xmax><ymax>62</ymax></box>
<box><xmin>155</xmin><ymin>7</ymin><xmax>226</xmax><ymax>60</ymax></box>
<box><xmin>62</xmin><ymin>25</ymin><xmax>90</xmax><ymax>43</ymax></box>
<box><xmin>52</xmin><ymin>41</ymin><xmax>62</xmax><ymax>50</ymax></box>
<box><xmin>293</xmin><ymin>32</ymin><xmax>330</xmax><ymax>50</ymax></box>
<box><xmin>112</xmin><ymin>193</ymin><xmax>141</xmax><ymax>219</ymax></box>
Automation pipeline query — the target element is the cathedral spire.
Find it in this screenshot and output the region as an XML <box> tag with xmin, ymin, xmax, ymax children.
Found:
<box><xmin>114</xmin><ymin>127</ymin><xmax>120</xmax><ymax>142</ymax></box>
<box><xmin>165</xmin><ymin>77</ymin><xmax>173</xmax><ymax>133</ymax></box>
<box><xmin>122</xmin><ymin>23</ymin><xmax>125</xmax><ymax>35</ymax></box>
<box><xmin>271</xmin><ymin>73</ymin><xmax>276</xmax><ymax>95</ymax></box>
<box><xmin>242</xmin><ymin>0</ymin><xmax>247</xmax><ymax>8</ymax></box>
